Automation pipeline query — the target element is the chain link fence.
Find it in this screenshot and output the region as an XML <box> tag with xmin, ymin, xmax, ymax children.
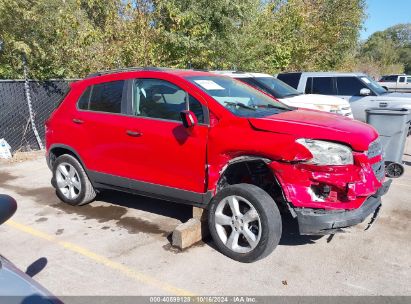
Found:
<box><xmin>0</xmin><ymin>80</ymin><xmax>72</xmax><ymax>153</ymax></box>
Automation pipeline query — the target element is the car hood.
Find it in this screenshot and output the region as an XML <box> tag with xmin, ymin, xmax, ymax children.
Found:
<box><xmin>248</xmin><ymin>109</ymin><xmax>377</xmax><ymax>151</ymax></box>
<box><xmin>376</xmin><ymin>92</ymin><xmax>411</xmax><ymax>103</ymax></box>
<box><xmin>281</xmin><ymin>94</ymin><xmax>349</xmax><ymax>106</ymax></box>
<box><xmin>384</xmin><ymin>92</ymin><xmax>411</xmax><ymax>98</ymax></box>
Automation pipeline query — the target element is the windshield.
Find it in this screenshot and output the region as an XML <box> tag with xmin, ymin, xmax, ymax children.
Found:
<box><xmin>360</xmin><ymin>76</ymin><xmax>387</xmax><ymax>95</ymax></box>
<box><xmin>186</xmin><ymin>76</ymin><xmax>292</xmax><ymax>118</ymax></box>
<box><xmin>256</xmin><ymin>77</ymin><xmax>301</xmax><ymax>98</ymax></box>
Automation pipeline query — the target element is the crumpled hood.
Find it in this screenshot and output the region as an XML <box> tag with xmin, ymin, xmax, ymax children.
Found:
<box><xmin>248</xmin><ymin>109</ymin><xmax>378</xmax><ymax>151</ymax></box>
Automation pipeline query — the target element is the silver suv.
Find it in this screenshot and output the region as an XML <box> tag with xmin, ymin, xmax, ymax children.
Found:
<box><xmin>276</xmin><ymin>72</ymin><xmax>411</xmax><ymax>122</ymax></box>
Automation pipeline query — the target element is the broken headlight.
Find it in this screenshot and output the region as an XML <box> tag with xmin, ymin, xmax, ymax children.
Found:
<box><xmin>296</xmin><ymin>139</ymin><xmax>353</xmax><ymax>165</ymax></box>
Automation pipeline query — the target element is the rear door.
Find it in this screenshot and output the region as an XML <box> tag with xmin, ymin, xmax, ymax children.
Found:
<box><xmin>73</xmin><ymin>80</ymin><xmax>131</xmax><ymax>176</ymax></box>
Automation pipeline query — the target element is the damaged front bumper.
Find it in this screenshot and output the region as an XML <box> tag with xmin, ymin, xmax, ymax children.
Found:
<box><xmin>294</xmin><ymin>179</ymin><xmax>392</xmax><ymax>235</ymax></box>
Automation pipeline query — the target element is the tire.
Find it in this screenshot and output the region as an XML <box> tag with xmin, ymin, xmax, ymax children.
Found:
<box><xmin>52</xmin><ymin>154</ymin><xmax>96</xmax><ymax>206</ymax></box>
<box><xmin>208</xmin><ymin>183</ymin><xmax>282</xmax><ymax>263</ymax></box>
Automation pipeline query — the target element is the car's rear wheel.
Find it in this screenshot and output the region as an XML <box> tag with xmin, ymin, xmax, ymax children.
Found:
<box><xmin>52</xmin><ymin>154</ymin><xmax>96</xmax><ymax>206</ymax></box>
<box><xmin>208</xmin><ymin>183</ymin><xmax>282</xmax><ymax>263</ymax></box>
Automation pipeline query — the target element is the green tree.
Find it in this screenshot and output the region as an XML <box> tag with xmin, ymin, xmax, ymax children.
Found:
<box><xmin>357</xmin><ymin>23</ymin><xmax>411</xmax><ymax>75</ymax></box>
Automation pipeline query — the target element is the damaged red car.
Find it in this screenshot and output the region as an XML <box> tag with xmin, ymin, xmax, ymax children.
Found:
<box><xmin>45</xmin><ymin>68</ymin><xmax>391</xmax><ymax>262</ymax></box>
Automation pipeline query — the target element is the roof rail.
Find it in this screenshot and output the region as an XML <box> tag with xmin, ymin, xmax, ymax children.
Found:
<box><xmin>85</xmin><ymin>66</ymin><xmax>168</xmax><ymax>78</ymax></box>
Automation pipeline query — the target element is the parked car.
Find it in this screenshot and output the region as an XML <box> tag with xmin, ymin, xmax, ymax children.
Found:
<box><xmin>276</xmin><ymin>72</ymin><xmax>411</xmax><ymax>122</ymax></box>
<box><xmin>212</xmin><ymin>71</ymin><xmax>353</xmax><ymax>117</ymax></box>
<box><xmin>0</xmin><ymin>195</ymin><xmax>62</xmax><ymax>304</ymax></box>
<box><xmin>46</xmin><ymin>67</ymin><xmax>391</xmax><ymax>262</ymax></box>
<box><xmin>378</xmin><ymin>74</ymin><xmax>411</xmax><ymax>93</ymax></box>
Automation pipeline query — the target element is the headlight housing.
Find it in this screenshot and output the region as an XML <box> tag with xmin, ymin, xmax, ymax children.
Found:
<box><xmin>296</xmin><ymin>139</ymin><xmax>353</xmax><ymax>165</ymax></box>
<box><xmin>329</xmin><ymin>105</ymin><xmax>343</xmax><ymax>115</ymax></box>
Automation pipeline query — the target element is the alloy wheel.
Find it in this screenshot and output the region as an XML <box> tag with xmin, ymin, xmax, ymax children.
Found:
<box><xmin>214</xmin><ymin>195</ymin><xmax>262</xmax><ymax>253</ymax></box>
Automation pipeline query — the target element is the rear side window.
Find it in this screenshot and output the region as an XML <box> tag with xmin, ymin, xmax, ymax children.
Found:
<box><xmin>311</xmin><ymin>77</ymin><xmax>334</xmax><ymax>95</ymax></box>
<box><xmin>78</xmin><ymin>86</ymin><xmax>91</xmax><ymax>110</ymax></box>
<box><xmin>77</xmin><ymin>80</ymin><xmax>124</xmax><ymax>113</ymax></box>
<box><xmin>277</xmin><ymin>73</ymin><xmax>301</xmax><ymax>89</ymax></box>
<box><xmin>336</xmin><ymin>77</ymin><xmax>366</xmax><ymax>95</ymax></box>
<box><xmin>89</xmin><ymin>81</ymin><xmax>124</xmax><ymax>113</ymax></box>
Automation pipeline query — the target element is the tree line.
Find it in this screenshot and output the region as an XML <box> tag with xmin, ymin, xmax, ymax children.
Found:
<box><xmin>0</xmin><ymin>0</ymin><xmax>406</xmax><ymax>80</ymax></box>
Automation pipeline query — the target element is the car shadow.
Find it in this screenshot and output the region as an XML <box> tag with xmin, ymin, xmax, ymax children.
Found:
<box><xmin>279</xmin><ymin>213</ymin><xmax>323</xmax><ymax>246</ymax></box>
<box><xmin>95</xmin><ymin>189</ymin><xmax>193</xmax><ymax>223</ymax></box>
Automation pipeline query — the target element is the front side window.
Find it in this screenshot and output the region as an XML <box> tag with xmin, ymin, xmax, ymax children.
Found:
<box><xmin>399</xmin><ymin>76</ymin><xmax>406</xmax><ymax>83</ymax></box>
<box><xmin>359</xmin><ymin>76</ymin><xmax>387</xmax><ymax>95</ymax></box>
<box><xmin>407</xmin><ymin>77</ymin><xmax>411</xmax><ymax>83</ymax></box>
<box><xmin>77</xmin><ymin>80</ymin><xmax>124</xmax><ymax>113</ymax></box>
<box><xmin>311</xmin><ymin>77</ymin><xmax>335</xmax><ymax>95</ymax></box>
<box><xmin>133</xmin><ymin>79</ymin><xmax>204</xmax><ymax>123</ymax></box>
<box><xmin>186</xmin><ymin>75</ymin><xmax>291</xmax><ymax>118</ymax></box>
<box><xmin>336</xmin><ymin>77</ymin><xmax>366</xmax><ymax>96</ymax></box>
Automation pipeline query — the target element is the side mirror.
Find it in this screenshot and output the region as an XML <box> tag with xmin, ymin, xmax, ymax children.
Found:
<box><xmin>0</xmin><ymin>194</ymin><xmax>17</xmax><ymax>226</ymax></box>
<box><xmin>359</xmin><ymin>88</ymin><xmax>371</xmax><ymax>96</ymax></box>
<box><xmin>180</xmin><ymin>110</ymin><xmax>198</xmax><ymax>128</ymax></box>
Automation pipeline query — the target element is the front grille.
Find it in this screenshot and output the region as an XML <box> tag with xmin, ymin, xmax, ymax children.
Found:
<box><xmin>367</xmin><ymin>138</ymin><xmax>383</xmax><ymax>159</ymax></box>
<box><xmin>372</xmin><ymin>160</ymin><xmax>385</xmax><ymax>181</ymax></box>
<box><xmin>368</xmin><ymin>138</ymin><xmax>384</xmax><ymax>181</ymax></box>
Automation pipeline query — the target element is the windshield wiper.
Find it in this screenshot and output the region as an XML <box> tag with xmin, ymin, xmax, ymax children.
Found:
<box><xmin>224</xmin><ymin>101</ymin><xmax>256</xmax><ymax>110</ymax></box>
<box><xmin>258</xmin><ymin>103</ymin><xmax>288</xmax><ymax>110</ymax></box>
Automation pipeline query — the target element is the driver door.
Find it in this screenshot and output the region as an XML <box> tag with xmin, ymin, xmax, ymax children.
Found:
<box><xmin>120</xmin><ymin>78</ymin><xmax>209</xmax><ymax>194</ymax></box>
<box><xmin>335</xmin><ymin>76</ymin><xmax>374</xmax><ymax>122</ymax></box>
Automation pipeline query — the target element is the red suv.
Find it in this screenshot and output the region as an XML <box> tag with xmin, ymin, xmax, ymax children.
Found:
<box><xmin>46</xmin><ymin>68</ymin><xmax>391</xmax><ymax>262</ymax></box>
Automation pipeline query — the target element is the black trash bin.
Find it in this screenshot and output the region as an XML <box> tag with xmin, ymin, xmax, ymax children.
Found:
<box><xmin>365</xmin><ymin>108</ymin><xmax>410</xmax><ymax>177</ymax></box>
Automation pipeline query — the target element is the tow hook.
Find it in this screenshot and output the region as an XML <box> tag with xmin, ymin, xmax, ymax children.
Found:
<box><xmin>365</xmin><ymin>204</ymin><xmax>381</xmax><ymax>231</ymax></box>
<box><xmin>385</xmin><ymin>161</ymin><xmax>405</xmax><ymax>178</ymax></box>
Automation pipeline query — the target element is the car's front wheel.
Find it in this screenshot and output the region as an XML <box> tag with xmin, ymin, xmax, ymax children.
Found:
<box><xmin>208</xmin><ymin>183</ymin><xmax>282</xmax><ymax>263</ymax></box>
<box><xmin>52</xmin><ymin>154</ymin><xmax>96</xmax><ymax>206</ymax></box>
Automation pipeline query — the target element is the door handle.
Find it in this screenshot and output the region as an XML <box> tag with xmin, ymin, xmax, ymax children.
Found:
<box><xmin>379</xmin><ymin>102</ymin><xmax>388</xmax><ymax>108</ymax></box>
<box><xmin>126</xmin><ymin>130</ymin><xmax>142</xmax><ymax>137</ymax></box>
<box><xmin>72</xmin><ymin>118</ymin><xmax>84</xmax><ymax>124</ymax></box>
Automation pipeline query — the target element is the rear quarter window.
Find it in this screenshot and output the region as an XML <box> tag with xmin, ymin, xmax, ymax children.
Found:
<box><xmin>77</xmin><ymin>86</ymin><xmax>91</xmax><ymax>110</ymax></box>
<box><xmin>277</xmin><ymin>73</ymin><xmax>301</xmax><ymax>89</ymax></box>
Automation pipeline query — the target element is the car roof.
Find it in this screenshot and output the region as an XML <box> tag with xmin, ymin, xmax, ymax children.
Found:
<box><xmin>211</xmin><ymin>70</ymin><xmax>273</xmax><ymax>78</ymax></box>
<box><xmin>279</xmin><ymin>71</ymin><xmax>368</xmax><ymax>77</ymax></box>
<box><xmin>82</xmin><ymin>67</ymin><xmax>218</xmax><ymax>81</ymax></box>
